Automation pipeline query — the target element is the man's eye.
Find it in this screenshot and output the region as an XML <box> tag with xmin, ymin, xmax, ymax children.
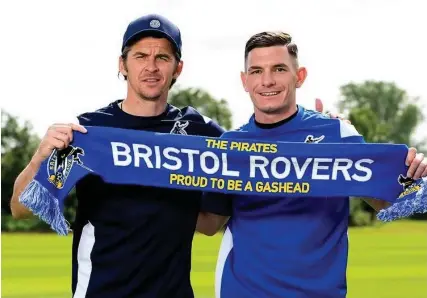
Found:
<box><xmin>250</xmin><ymin>70</ymin><xmax>261</xmax><ymax>74</ymax></box>
<box><xmin>276</xmin><ymin>67</ymin><xmax>287</xmax><ymax>72</ymax></box>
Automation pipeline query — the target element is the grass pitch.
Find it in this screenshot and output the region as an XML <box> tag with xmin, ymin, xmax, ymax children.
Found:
<box><xmin>2</xmin><ymin>220</ymin><xmax>426</xmax><ymax>298</ymax></box>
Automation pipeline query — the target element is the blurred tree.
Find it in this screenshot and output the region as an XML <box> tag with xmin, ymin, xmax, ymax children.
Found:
<box><xmin>1</xmin><ymin>110</ymin><xmax>40</xmax><ymax>214</ymax></box>
<box><xmin>169</xmin><ymin>87</ymin><xmax>233</xmax><ymax>130</ymax></box>
<box><xmin>338</xmin><ymin>81</ymin><xmax>425</xmax><ymax>147</ymax></box>
<box><xmin>337</xmin><ymin>81</ymin><xmax>426</xmax><ymax>224</ymax></box>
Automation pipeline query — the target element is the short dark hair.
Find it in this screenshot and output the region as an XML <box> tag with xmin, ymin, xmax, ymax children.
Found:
<box><xmin>244</xmin><ymin>32</ymin><xmax>298</xmax><ymax>69</ymax></box>
<box><xmin>119</xmin><ymin>33</ymin><xmax>180</xmax><ymax>88</ymax></box>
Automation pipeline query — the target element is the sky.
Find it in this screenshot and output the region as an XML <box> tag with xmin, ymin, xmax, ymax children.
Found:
<box><xmin>1</xmin><ymin>0</ymin><xmax>426</xmax><ymax>141</ymax></box>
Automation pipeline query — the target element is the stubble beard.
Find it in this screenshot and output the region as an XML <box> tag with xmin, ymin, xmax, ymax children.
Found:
<box><xmin>137</xmin><ymin>90</ymin><xmax>162</xmax><ymax>102</ymax></box>
<box><xmin>135</xmin><ymin>81</ymin><xmax>166</xmax><ymax>102</ymax></box>
<box><xmin>255</xmin><ymin>97</ymin><xmax>291</xmax><ymax>115</ymax></box>
<box><xmin>258</xmin><ymin>104</ymin><xmax>288</xmax><ymax>115</ymax></box>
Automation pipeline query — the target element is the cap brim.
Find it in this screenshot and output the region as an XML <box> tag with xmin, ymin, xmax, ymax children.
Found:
<box><xmin>122</xmin><ymin>29</ymin><xmax>180</xmax><ymax>56</ymax></box>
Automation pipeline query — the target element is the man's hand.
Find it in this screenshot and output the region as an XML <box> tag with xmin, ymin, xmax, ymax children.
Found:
<box><xmin>33</xmin><ymin>123</ymin><xmax>87</xmax><ymax>163</ymax></box>
<box><xmin>405</xmin><ymin>148</ymin><xmax>427</xmax><ymax>179</ymax></box>
<box><xmin>10</xmin><ymin>122</ymin><xmax>87</xmax><ymax>219</ymax></box>
<box><xmin>315</xmin><ymin>98</ymin><xmax>351</xmax><ymax>124</ymax></box>
<box><xmin>10</xmin><ymin>123</ymin><xmax>87</xmax><ymax>219</ymax></box>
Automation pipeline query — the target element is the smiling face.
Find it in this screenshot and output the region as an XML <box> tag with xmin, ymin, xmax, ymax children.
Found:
<box><xmin>119</xmin><ymin>36</ymin><xmax>183</xmax><ymax>102</ymax></box>
<box><xmin>240</xmin><ymin>32</ymin><xmax>307</xmax><ymax>123</ymax></box>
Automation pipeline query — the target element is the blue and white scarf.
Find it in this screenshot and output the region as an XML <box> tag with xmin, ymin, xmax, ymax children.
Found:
<box><xmin>19</xmin><ymin>126</ymin><xmax>427</xmax><ymax>235</ymax></box>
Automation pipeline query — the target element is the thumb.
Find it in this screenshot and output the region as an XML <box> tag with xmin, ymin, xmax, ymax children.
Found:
<box><xmin>406</xmin><ymin>147</ymin><xmax>417</xmax><ymax>166</ymax></box>
<box><xmin>315</xmin><ymin>98</ymin><xmax>324</xmax><ymax>113</ymax></box>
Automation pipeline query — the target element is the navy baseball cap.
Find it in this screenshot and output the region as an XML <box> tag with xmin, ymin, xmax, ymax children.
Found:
<box><xmin>122</xmin><ymin>14</ymin><xmax>182</xmax><ymax>58</ymax></box>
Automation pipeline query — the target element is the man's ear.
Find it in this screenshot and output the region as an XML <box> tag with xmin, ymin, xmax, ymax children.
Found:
<box><xmin>173</xmin><ymin>60</ymin><xmax>184</xmax><ymax>79</ymax></box>
<box><xmin>119</xmin><ymin>56</ymin><xmax>128</xmax><ymax>77</ymax></box>
<box><xmin>295</xmin><ymin>67</ymin><xmax>307</xmax><ymax>88</ymax></box>
<box><xmin>240</xmin><ymin>71</ymin><xmax>248</xmax><ymax>92</ymax></box>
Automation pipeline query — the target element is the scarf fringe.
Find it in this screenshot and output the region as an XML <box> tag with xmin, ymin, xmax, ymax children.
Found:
<box><xmin>19</xmin><ymin>180</ymin><xmax>70</xmax><ymax>235</ymax></box>
<box><xmin>377</xmin><ymin>178</ymin><xmax>427</xmax><ymax>222</ymax></box>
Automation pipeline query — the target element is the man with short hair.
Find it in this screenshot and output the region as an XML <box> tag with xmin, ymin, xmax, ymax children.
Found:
<box><xmin>10</xmin><ymin>14</ymin><xmax>227</xmax><ymax>298</ymax></box>
<box><xmin>198</xmin><ymin>32</ymin><xmax>427</xmax><ymax>298</ymax></box>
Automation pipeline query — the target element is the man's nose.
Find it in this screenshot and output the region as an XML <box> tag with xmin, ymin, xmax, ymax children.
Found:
<box><xmin>144</xmin><ymin>57</ymin><xmax>159</xmax><ymax>73</ymax></box>
<box><xmin>261</xmin><ymin>72</ymin><xmax>275</xmax><ymax>87</ymax></box>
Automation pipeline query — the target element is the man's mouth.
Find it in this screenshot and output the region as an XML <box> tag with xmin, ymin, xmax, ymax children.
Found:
<box><xmin>142</xmin><ymin>78</ymin><xmax>161</xmax><ymax>82</ymax></box>
<box><xmin>259</xmin><ymin>91</ymin><xmax>280</xmax><ymax>97</ymax></box>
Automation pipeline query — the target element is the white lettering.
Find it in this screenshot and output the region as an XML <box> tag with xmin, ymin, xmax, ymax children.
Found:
<box><xmin>110</xmin><ymin>142</ymin><xmax>375</xmax><ymax>184</ymax></box>
<box><xmin>250</xmin><ymin>156</ymin><xmax>269</xmax><ymax>178</ymax></box>
<box><xmin>221</xmin><ymin>153</ymin><xmax>240</xmax><ymax>177</ymax></box>
<box><xmin>352</xmin><ymin>159</ymin><xmax>374</xmax><ymax>182</ymax></box>
<box><xmin>111</xmin><ymin>142</ymin><xmax>131</xmax><ymax>166</ymax></box>
<box><xmin>133</xmin><ymin>144</ymin><xmax>153</xmax><ymax>168</ymax></box>
<box><xmin>312</xmin><ymin>158</ymin><xmax>332</xmax><ymax>180</ymax></box>
<box><xmin>292</xmin><ymin>157</ymin><xmax>313</xmax><ymax>179</ymax></box>
<box><xmin>181</xmin><ymin>149</ymin><xmax>199</xmax><ymax>172</ymax></box>
<box><xmin>271</xmin><ymin>157</ymin><xmax>291</xmax><ymax>179</ymax></box>
<box><xmin>200</xmin><ymin>151</ymin><xmax>220</xmax><ymax>174</ymax></box>
<box><xmin>154</xmin><ymin>146</ymin><xmax>161</xmax><ymax>169</ymax></box>
<box><xmin>332</xmin><ymin>158</ymin><xmax>353</xmax><ymax>181</ymax></box>
<box><xmin>162</xmin><ymin>147</ymin><xmax>181</xmax><ymax>170</ymax></box>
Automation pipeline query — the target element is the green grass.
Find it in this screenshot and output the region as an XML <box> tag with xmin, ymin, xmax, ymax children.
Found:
<box><xmin>2</xmin><ymin>220</ymin><xmax>426</xmax><ymax>298</ymax></box>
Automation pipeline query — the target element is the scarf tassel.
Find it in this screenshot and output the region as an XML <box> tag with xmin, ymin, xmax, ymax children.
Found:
<box><xmin>19</xmin><ymin>180</ymin><xmax>70</xmax><ymax>235</ymax></box>
<box><xmin>377</xmin><ymin>178</ymin><xmax>427</xmax><ymax>222</ymax></box>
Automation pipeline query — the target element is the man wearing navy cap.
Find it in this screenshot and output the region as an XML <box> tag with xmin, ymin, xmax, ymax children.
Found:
<box><xmin>11</xmin><ymin>14</ymin><xmax>227</xmax><ymax>298</ymax></box>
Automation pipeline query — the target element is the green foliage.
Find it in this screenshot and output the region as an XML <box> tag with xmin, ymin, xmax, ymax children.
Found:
<box><xmin>349</xmin><ymin>199</ymin><xmax>375</xmax><ymax>227</ymax></box>
<box><xmin>1</xmin><ymin>215</ymin><xmax>51</xmax><ymax>232</ymax></box>
<box><xmin>169</xmin><ymin>86</ymin><xmax>233</xmax><ymax>130</ymax></box>
<box><xmin>1</xmin><ymin>110</ymin><xmax>40</xmax><ymax>214</ymax></box>
<box><xmin>338</xmin><ymin>81</ymin><xmax>427</xmax><ymax>224</ymax></box>
<box><xmin>338</xmin><ymin>81</ymin><xmax>425</xmax><ymax>147</ymax></box>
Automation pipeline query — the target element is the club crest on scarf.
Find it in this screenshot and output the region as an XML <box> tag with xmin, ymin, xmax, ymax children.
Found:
<box><xmin>304</xmin><ymin>135</ymin><xmax>325</xmax><ymax>143</ymax></box>
<box><xmin>170</xmin><ymin>121</ymin><xmax>189</xmax><ymax>135</ymax></box>
<box><xmin>47</xmin><ymin>145</ymin><xmax>90</xmax><ymax>189</ymax></box>
<box><xmin>397</xmin><ymin>174</ymin><xmax>420</xmax><ymax>199</ymax></box>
